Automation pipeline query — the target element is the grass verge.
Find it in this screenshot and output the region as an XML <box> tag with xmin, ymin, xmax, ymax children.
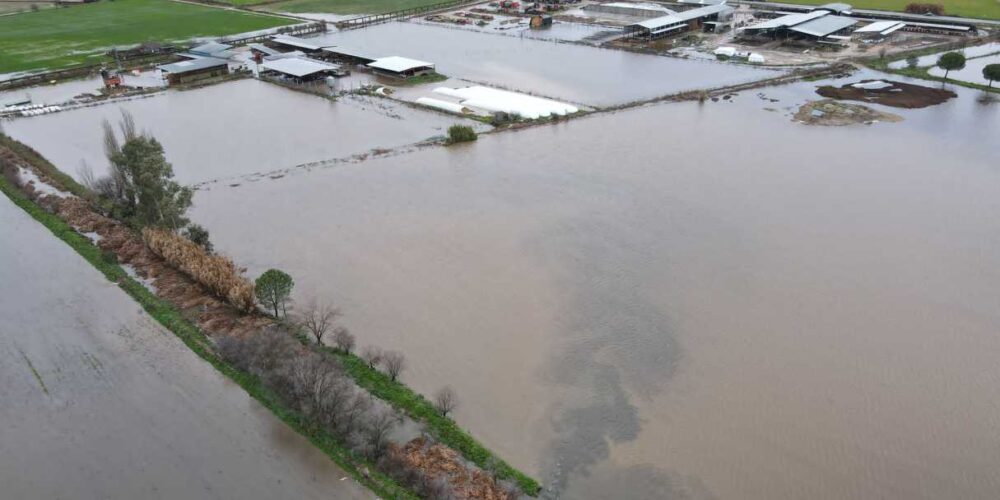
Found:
<box><xmin>0</xmin><ymin>173</ymin><xmax>415</xmax><ymax>500</ymax></box>
<box><xmin>0</xmin><ymin>0</ymin><xmax>295</xmax><ymax>74</ymax></box>
<box><xmin>261</xmin><ymin>0</ymin><xmax>445</xmax><ymax>14</ymax></box>
<box><xmin>323</xmin><ymin>345</ymin><xmax>542</xmax><ymax>495</ymax></box>
<box><xmin>771</xmin><ymin>0</ymin><xmax>1000</xmax><ymax>20</ymax></box>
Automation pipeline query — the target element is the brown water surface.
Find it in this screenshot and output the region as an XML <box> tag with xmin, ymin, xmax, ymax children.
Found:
<box><xmin>186</xmin><ymin>74</ymin><xmax>1000</xmax><ymax>499</ymax></box>
<box><xmin>0</xmin><ymin>195</ymin><xmax>372</xmax><ymax>499</ymax></box>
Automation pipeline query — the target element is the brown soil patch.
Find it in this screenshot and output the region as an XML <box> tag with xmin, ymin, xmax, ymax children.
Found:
<box><xmin>816</xmin><ymin>79</ymin><xmax>956</xmax><ymax>109</ymax></box>
<box><xmin>794</xmin><ymin>99</ymin><xmax>903</xmax><ymax>126</ymax></box>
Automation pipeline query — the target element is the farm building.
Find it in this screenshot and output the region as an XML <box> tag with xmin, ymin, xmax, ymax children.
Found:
<box><xmin>740</xmin><ymin>10</ymin><xmax>857</xmax><ymax>43</ymax></box>
<box><xmin>259</xmin><ymin>57</ymin><xmax>343</xmax><ymax>81</ymax></box>
<box><xmin>321</xmin><ymin>46</ymin><xmax>380</xmax><ymax>65</ymax></box>
<box><xmin>271</xmin><ymin>35</ymin><xmax>324</xmax><ymax>54</ymax></box>
<box><xmin>367</xmin><ymin>56</ymin><xmax>436</xmax><ymax>79</ymax></box>
<box><xmin>852</xmin><ymin>20</ymin><xmax>906</xmax><ymax>40</ymax></box>
<box><xmin>188</xmin><ymin>42</ymin><xmax>233</xmax><ymax>58</ymax></box>
<box><xmin>584</xmin><ymin>2</ymin><xmax>676</xmax><ymax>18</ymax></box>
<box><xmin>157</xmin><ymin>57</ymin><xmax>229</xmax><ymax>85</ymax></box>
<box><xmin>623</xmin><ymin>3</ymin><xmax>733</xmax><ymax>39</ymax></box>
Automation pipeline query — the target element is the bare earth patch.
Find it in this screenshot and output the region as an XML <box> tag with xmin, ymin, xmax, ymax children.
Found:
<box><xmin>816</xmin><ymin>79</ymin><xmax>956</xmax><ymax>109</ymax></box>
<box><xmin>794</xmin><ymin>99</ymin><xmax>903</xmax><ymax>126</ymax></box>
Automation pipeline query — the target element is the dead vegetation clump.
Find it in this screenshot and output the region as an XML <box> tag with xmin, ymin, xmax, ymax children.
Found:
<box><xmin>142</xmin><ymin>227</ymin><xmax>256</xmax><ymax>312</ymax></box>
<box><xmin>392</xmin><ymin>438</ymin><xmax>521</xmax><ymax>500</ymax></box>
<box><xmin>34</xmin><ymin>191</ymin><xmax>265</xmax><ymax>337</ymax></box>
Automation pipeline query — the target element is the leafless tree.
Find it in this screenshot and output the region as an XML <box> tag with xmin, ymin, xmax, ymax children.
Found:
<box><xmin>333</xmin><ymin>326</ymin><xmax>355</xmax><ymax>354</ymax></box>
<box><xmin>364</xmin><ymin>408</ymin><xmax>397</xmax><ymax>459</ymax></box>
<box><xmin>383</xmin><ymin>351</ymin><xmax>406</xmax><ymax>381</ymax></box>
<box><xmin>361</xmin><ymin>345</ymin><xmax>382</xmax><ymax>369</ymax></box>
<box><xmin>434</xmin><ymin>386</ymin><xmax>458</xmax><ymax>417</ymax></box>
<box><xmin>297</xmin><ymin>299</ymin><xmax>340</xmax><ymax>345</ymax></box>
<box><xmin>341</xmin><ymin>392</ymin><xmax>373</xmax><ymax>437</ymax></box>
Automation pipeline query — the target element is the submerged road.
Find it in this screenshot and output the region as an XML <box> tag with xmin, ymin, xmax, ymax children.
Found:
<box><xmin>0</xmin><ymin>195</ymin><xmax>371</xmax><ymax>499</ymax></box>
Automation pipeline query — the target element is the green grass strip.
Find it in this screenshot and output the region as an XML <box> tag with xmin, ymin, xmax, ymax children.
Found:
<box><xmin>323</xmin><ymin>345</ymin><xmax>542</xmax><ymax>495</ymax></box>
<box><xmin>0</xmin><ymin>173</ymin><xmax>416</xmax><ymax>500</ymax></box>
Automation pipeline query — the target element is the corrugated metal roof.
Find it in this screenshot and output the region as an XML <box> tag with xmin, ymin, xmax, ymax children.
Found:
<box><xmin>271</xmin><ymin>35</ymin><xmax>322</xmax><ymax>51</ymax></box>
<box><xmin>321</xmin><ymin>46</ymin><xmax>381</xmax><ymax>62</ymax></box>
<box><xmin>248</xmin><ymin>43</ymin><xmax>281</xmax><ymax>56</ymax></box>
<box><xmin>190</xmin><ymin>42</ymin><xmax>232</xmax><ymax>56</ymax></box>
<box><xmin>789</xmin><ymin>15</ymin><xmax>857</xmax><ymax>37</ymax></box>
<box><xmin>368</xmin><ymin>56</ymin><xmax>435</xmax><ymax>73</ymax></box>
<box><xmin>158</xmin><ymin>57</ymin><xmax>228</xmax><ymax>74</ymax></box>
<box><xmin>853</xmin><ymin>20</ymin><xmax>904</xmax><ymax>32</ymax></box>
<box><xmin>633</xmin><ymin>4</ymin><xmax>730</xmax><ymax>30</ymax></box>
<box><xmin>742</xmin><ymin>10</ymin><xmax>828</xmax><ymax>31</ymax></box>
<box><xmin>812</xmin><ymin>2</ymin><xmax>852</xmax><ymax>13</ymax></box>
<box><xmin>260</xmin><ymin>57</ymin><xmax>340</xmax><ymax>77</ymax></box>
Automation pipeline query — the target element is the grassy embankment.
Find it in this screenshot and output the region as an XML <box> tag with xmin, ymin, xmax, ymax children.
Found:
<box><xmin>0</xmin><ymin>0</ymin><xmax>295</xmax><ymax>75</ymax></box>
<box><xmin>0</xmin><ymin>135</ymin><xmax>415</xmax><ymax>500</ymax></box>
<box><xmin>260</xmin><ymin>0</ymin><xmax>445</xmax><ymax>14</ymax></box>
<box><xmin>0</xmin><ymin>133</ymin><xmax>542</xmax><ymax>496</ymax></box>
<box><xmin>776</xmin><ymin>0</ymin><xmax>1000</xmax><ymax>19</ymax></box>
<box><xmin>325</xmin><ymin>346</ymin><xmax>541</xmax><ymax>494</ymax></box>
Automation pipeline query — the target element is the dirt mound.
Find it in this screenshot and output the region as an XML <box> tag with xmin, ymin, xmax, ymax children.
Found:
<box><xmin>816</xmin><ymin>80</ymin><xmax>956</xmax><ymax>109</ymax></box>
<box><xmin>794</xmin><ymin>99</ymin><xmax>903</xmax><ymax>126</ymax></box>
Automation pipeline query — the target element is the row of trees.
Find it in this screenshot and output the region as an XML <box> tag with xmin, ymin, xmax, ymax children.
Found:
<box><xmin>934</xmin><ymin>52</ymin><xmax>1000</xmax><ymax>89</ymax></box>
<box><xmin>216</xmin><ymin>328</ymin><xmax>483</xmax><ymax>498</ymax></box>
<box><xmin>252</xmin><ymin>269</ymin><xmax>457</xmax><ymax>415</ymax></box>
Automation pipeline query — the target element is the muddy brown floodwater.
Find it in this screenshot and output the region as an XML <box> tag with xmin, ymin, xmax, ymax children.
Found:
<box><xmin>185</xmin><ymin>72</ymin><xmax>1000</xmax><ymax>499</ymax></box>
<box><xmin>0</xmin><ymin>196</ymin><xmax>373</xmax><ymax>499</ymax></box>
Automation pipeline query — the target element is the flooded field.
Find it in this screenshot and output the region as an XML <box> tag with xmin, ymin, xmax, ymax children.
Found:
<box><xmin>3</xmin><ymin>78</ymin><xmax>479</xmax><ymax>185</ymax></box>
<box><xmin>311</xmin><ymin>22</ymin><xmax>781</xmax><ymax>106</ymax></box>
<box><xmin>180</xmin><ymin>73</ymin><xmax>1000</xmax><ymax>499</ymax></box>
<box><xmin>887</xmin><ymin>42</ymin><xmax>1000</xmax><ymax>69</ymax></box>
<box><xmin>928</xmin><ymin>54</ymin><xmax>1000</xmax><ymax>85</ymax></box>
<box><xmin>0</xmin><ymin>195</ymin><xmax>372</xmax><ymax>499</ymax></box>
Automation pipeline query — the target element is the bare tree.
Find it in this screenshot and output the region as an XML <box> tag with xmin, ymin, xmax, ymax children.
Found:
<box><xmin>342</xmin><ymin>392</ymin><xmax>373</xmax><ymax>437</ymax></box>
<box><xmin>361</xmin><ymin>345</ymin><xmax>383</xmax><ymax>369</ymax></box>
<box><xmin>434</xmin><ymin>386</ymin><xmax>458</xmax><ymax>417</ymax></box>
<box><xmin>383</xmin><ymin>351</ymin><xmax>406</xmax><ymax>382</ymax></box>
<box><xmin>333</xmin><ymin>326</ymin><xmax>355</xmax><ymax>354</ymax></box>
<box><xmin>364</xmin><ymin>408</ymin><xmax>397</xmax><ymax>459</ymax></box>
<box><xmin>298</xmin><ymin>300</ymin><xmax>340</xmax><ymax>345</ymax></box>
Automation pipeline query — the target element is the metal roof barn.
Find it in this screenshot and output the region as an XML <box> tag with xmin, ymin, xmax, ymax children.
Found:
<box><xmin>321</xmin><ymin>46</ymin><xmax>381</xmax><ymax>64</ymax></box>
<box><xmin>854</xmin><ymin>20</ymin><xmax>904</xmax><ymax>33</ymax></box>
<box><xmin>789</xmin><ymin>15</ymin><xmax>857</xmax><ymax>37</ymax></box>
<box><xmin>741</xmin><ymin>10</ymin><xmax>828</xmax><ymax>32</ymax></box>
<box><xmin>158</xmin><ymin>57</ymin><xmax>228</xmax><ymax>74</ymax></box>
<box><xmin>189</xmin><ymin>42</ymin><xmax>232</xmax><ymax>57</ymax></box>
<box><xmin>368</xmin><ymin>56</ymin><xmax>435</xmax><ymax>73</ymax></box>
<box><xmin>260</xmin><ymin>57</ymin><xmax>341</xmax><ymax>78</ymax></box>
<box><xmin>271</xmin><ymin>35</ymin><xmax>323</xmax><ymax>52</ymax></box>
<box><xmin>624</xmin><ymin>4</ymin><xmax>732</xmax><ymax>38</ymax></box>
<box><xmin>811</xmin><ymin>2</ymin><xmax>853</xmax><ymax>14</ymax></box>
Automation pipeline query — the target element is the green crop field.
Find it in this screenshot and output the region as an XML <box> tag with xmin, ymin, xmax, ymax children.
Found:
<box><xmin>260</xmin><ymin>0</ymin><xmax>443</xmax><ymax>15</ymax></box>
<box><xmin>0</xmin><ymin>0</ymin><xmax>295</xmax><ymax>75</ymax></box>
<box><xmin>778</xmin><ymin>0</ymin><xmax>1000</xmax><ymax>20</ymax></box>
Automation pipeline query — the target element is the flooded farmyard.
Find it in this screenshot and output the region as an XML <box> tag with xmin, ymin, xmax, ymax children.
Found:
<box><xmin>3</xmin><ymin>2</ymin><xmax>1000</xmax><ymax>499</ymax></box>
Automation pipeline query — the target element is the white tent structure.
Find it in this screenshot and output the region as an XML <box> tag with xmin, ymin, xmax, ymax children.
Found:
<box><xmin>433</xmin><ymin>86</ymin><xmax>579</xmax><ymax>120</ymax></box>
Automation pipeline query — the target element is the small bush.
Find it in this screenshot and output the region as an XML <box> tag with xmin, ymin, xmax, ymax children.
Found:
<box><xmin>446</xmin><ymin>125</ymin><xmax>477</xmax><ymax>144</ymax></box>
